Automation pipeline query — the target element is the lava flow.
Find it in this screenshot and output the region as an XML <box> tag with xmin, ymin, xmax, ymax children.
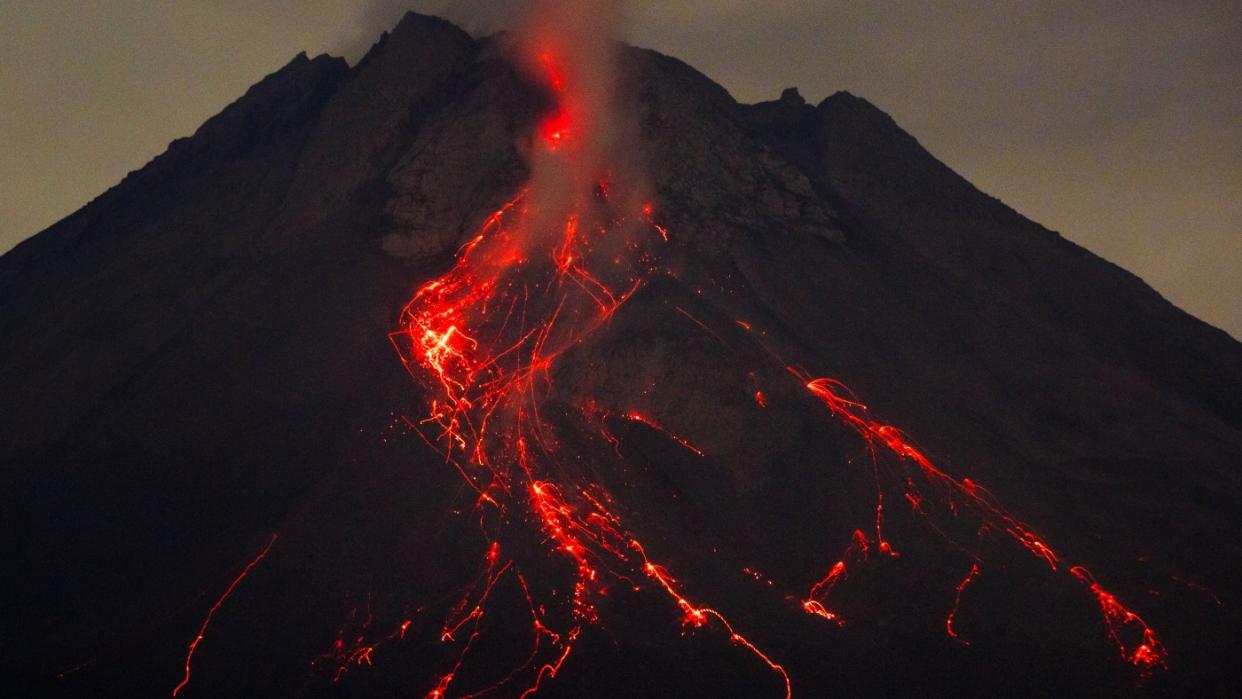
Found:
<box><xmin>789</xmin><ymin>370</ymin><xmax>1165</xmax><ymax>671</ymax></box>
<box><xmin>371</xmin><ymin>28</ymin><xmax>793</xmax><ymax>698</ymax></box>
<box><xmin>172</xmin><ymin>533</ymin><xmax>278</xmax><ymax>696</ymax></box>
<box><xmin>383</xmin><ymin>170</ymin><xmax>791</xmax><ymax>698</ymax></box>
<box><xmin>332</xmin><ymin>20</ymin><xmax>1175</xmax><ymax>693</ymax></box>
<box><xmin>154</xmin><ymin>14</ymin><xmax>1171</xmax><ymax>697</ymax></box>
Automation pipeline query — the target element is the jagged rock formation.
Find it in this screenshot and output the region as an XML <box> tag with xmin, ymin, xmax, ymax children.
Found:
<box><xmin>2</xmin><ymin>12</ymin><xmax>1240</xmax><ymax>697</ymax></box>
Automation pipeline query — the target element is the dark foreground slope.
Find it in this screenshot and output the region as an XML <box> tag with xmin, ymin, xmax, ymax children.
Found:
<box><xmin>2</xmin><ymin>12</ymin><xmax>1240</xmax><ymax>697</ymax></box>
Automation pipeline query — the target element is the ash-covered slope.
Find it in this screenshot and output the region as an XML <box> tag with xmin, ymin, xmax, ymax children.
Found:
<box><xmin>2</xmin><ymin>12</ymin><xmax>1240</xmax><ymax>697</ymax></box>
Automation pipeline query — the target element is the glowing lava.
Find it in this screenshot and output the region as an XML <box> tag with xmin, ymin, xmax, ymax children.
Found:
<box><xmin>788</xmin><ymin>370</ymin><xmax>1165</xmax><ymax>672</ymax></box>
<box><xmin>381</xmin><ymin>179</ymin><xmax>791</xmax><ymax>696</ymax></box>
<box><xmin>172</xmin><ymin>534</ymin><xmax>277</xmax><ymax>696</ymax></box>
<box><xmin>175</xmin><ymin>25</ymin><xmax>1168</xmax><ymax>699</ymax></box>
<box><xmin>364</xmin><ymin>37</ymin><xmax>796</xmax><ymax>695</ymax></box>
<box><xmin>379</xmin><ymin>37</ymin><xmax>1169</xmax><ymax>696</ymax></box>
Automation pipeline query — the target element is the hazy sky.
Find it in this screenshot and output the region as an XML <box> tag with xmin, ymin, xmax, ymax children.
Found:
<box><xmin>2</xmin><ymin>1</ymin><xmax>1238</xmax><ymax>338</ymax></box>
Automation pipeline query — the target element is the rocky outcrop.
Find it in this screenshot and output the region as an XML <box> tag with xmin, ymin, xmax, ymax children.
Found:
<box><xmin>263</xmin><ymin>13</ymin><xmax>478</xmax><ymax>252</ymax></box>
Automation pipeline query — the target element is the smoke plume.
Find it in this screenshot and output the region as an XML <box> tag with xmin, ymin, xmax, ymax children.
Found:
<box><xmin>510</xmin><ymin>0</ymin><xmax>646</xmax><ymax>251</ymax></box>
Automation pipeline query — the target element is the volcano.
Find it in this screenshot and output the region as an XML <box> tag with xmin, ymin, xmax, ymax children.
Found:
<box><xmin>3</xmin><ymin>11</ymin><xmax>1241</xmax><ymax>697</ymax></box>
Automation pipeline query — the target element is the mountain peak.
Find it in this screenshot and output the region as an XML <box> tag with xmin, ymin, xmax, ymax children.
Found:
<box><xmin>395</xmin><ymin>9</ymin><xmax>465</xmax><ymax>32</ymax></box>
<box><xmin>779</xmin><ymin>86</ymin><xmax>805</xmax><ymax>105</ymax></box>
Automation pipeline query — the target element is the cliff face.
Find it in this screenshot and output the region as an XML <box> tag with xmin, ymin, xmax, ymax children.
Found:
<box><xmin>2</xmin><ymin>12</ymin><xmax>1240</xmax><ymax>697</ymax></box>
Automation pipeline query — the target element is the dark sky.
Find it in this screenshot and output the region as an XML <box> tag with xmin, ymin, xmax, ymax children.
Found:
<box><xmin>2</xmin><ymin>1</ymin><xmax>1238</xmax><ymax>338</ymax></box>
